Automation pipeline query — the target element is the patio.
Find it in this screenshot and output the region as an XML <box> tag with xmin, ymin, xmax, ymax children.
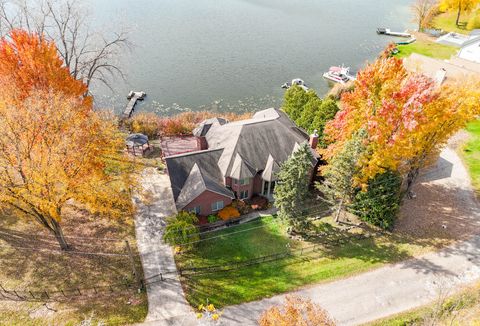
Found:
<box><xmin>160</xmin><ymin>136</ymin><xmax>199</xmax><ymax>157</ymax></box>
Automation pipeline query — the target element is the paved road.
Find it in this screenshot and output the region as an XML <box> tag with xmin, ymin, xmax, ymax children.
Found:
<box><xmin>134</xmin><ymin>168</ymin><xmax>197</xmax><ymax>325</ymax></box>
<box><xmin>220</xmin><ymin>148</ymin><xmax>480</xmax><ymax>325</ymax></box>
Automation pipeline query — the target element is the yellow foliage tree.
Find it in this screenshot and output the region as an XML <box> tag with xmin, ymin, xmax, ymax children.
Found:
<box><xmin>439</xmin><ymin>0</ymin><xmax>480</xmax><ymax>26</ymax></box>
<box><xmin>0</xmin><ymin>31</ymin><xmax>135</xmax><ymax>250</ymax></box>
<box><xmin>324</xmin><ymin>55</ymin><xmax>480</xmax><ymax>191</ymax></box>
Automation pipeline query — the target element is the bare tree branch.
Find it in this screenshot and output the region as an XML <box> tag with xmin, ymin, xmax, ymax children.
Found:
<box><xmin>0</xmin><ymin>0</ymin><xmax>131</xmax><ymax>93</ymax></box>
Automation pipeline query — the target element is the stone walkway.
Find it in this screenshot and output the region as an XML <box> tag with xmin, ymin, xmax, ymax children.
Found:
<box><xmin>134</xmin><ymin>168</ymin><xmax>196</xmax><ymax>325</ymax></box>
<box><xmin>220</xmin><ymin>147</ymin><xmax>480</xmax><ymax>325</ymax></box>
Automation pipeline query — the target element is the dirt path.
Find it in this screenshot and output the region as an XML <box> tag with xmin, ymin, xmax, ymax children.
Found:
<box><xmin>134</xmin><ymin>168</ymin><xmax>197</xmax><ymax>325</ymax></box>
<box><xmin>220</xmin><ymin>146</ymin><xmax>480</xmax><ymax>325</ymax></box>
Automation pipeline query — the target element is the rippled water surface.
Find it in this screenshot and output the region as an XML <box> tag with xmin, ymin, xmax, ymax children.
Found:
<box><xmin>89</xmin><ymin>0</ymin><xmax>412</xmax><ymax>114</ymax></box>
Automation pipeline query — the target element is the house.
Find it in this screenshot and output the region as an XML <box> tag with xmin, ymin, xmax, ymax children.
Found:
<box><xmin>165</xmin><ymin>108</ymin><xmax>319</xmax><ymax>216</ymax></box>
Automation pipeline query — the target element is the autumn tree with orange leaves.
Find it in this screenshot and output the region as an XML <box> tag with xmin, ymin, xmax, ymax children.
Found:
<box><xmin>259</xmin><ymin>296</ymin><xmax>336</xmax><ymax>326</ymax></box>
<box><xmin>322</xmin><ymin>54</ymin><xmax>480</xmax><ymax>197</ymax></box>
<box><xmin>0</xmin><ymin>30</ymin><xmax>134</xmax><ymax>250</ymax></box>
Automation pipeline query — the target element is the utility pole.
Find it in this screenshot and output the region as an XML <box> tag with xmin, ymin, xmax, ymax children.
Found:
<box><xmin>125</xmin><ymin>240</ymin><xmax>144</xmax><ymax>291</ymax></box>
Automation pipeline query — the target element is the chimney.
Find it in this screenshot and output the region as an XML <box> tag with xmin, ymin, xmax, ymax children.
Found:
<box><xmin>309</xmin><ymin>130</ymin><xmax>319</xmax><ymax>149</ymax></box>
<box><xmin>196</xmin><ymin>136</ymin><xmax>208</xmax><ymax>150</ymax></box>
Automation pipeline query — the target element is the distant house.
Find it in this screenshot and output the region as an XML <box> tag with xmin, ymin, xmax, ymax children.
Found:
<box><xmin>165</xmin><ymin>108</ymin><xmax>319</xmax><ymax>216</ymax></box>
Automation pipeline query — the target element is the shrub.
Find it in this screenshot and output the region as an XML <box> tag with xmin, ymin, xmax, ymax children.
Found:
<box><xmin>250</xmin><ymin>195</ymin><xmax>269</xmax><ymax>211</ymax></box>
<box><xmin>127</xmin><ymin>111</ymin><xmax>253</xmax><ymax>138</ymax></box>
<box><xmin>231</xmin><ymin>199</ymin><xmax>252</xmax><ymax>215</ymax></box>
<box><xmin>207</xmin><ymin>214</ymin><xmax>219</xmax><ymax>223</ymax></box>
<box><xmin>163</xmin><ymin>211</ymin><xmax>199</xmax><ymax>247</ymax></box>
<box><xmin>217</xmin><ymin>206</ymin><xmax>240</xmax><ymax>220</ymax></box>
<box><xmin>351</xmin><ymin>170</ymin><xmax>402</xmax><ymax>230</ymax></box>
<box><xmin>126</xmin><ymin>112</ymin><xmax>162</xmax><ymax>139</ymax></box>
<box><xmin>259</xmin><ymin>295</ymin><xmax>336</xmax><ymax>326</ymax></box>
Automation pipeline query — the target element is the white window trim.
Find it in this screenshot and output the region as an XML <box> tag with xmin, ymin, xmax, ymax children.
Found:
<box><xmin>239</xmin><ymin>190</ymin><xmax>249</xmax><ymax>199</ymax></box>
<box><xmin>211</xmin><ymin>200</ymin><xmax>224</xmax><ymax>212</ymax></box>
<box><xmin>190</xmin><ymin>206</ymin><xmax>201</xmax><ymax>215</ymax></box>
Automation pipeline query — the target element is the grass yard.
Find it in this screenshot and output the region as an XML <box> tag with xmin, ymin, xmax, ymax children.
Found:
<box><xmin>433</xmin><ymin>11</ymin><xmax>475</xmax><ymax>34</ymax></box>
<box><xmin>175</xmin><ymin>215</ymin><xmax>448</xmax><ymax>308</ymax></box>
<box><xmin>395</xmin><ymin>39</ymin><xmax>457</xmax><ymax>60</ymax></box>
<box><xmin>0</xmin><ymin>208</ymin><xmax>147</xmax><ymax>325</ymax></box>
<box><xmin>367</xmin><ymin>282</ymin><xmax>480</xmax><ymax>326</ymax></box>
<box><xmin>461</xmin><ymin>120</ymin><xmax>480</xmax><ymax>194</ymax></box>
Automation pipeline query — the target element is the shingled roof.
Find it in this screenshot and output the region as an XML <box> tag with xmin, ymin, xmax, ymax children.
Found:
<box><xmin>165</xmin><ymin>108</ymin><xmax>318</xmax><ymax>210</ymax></box>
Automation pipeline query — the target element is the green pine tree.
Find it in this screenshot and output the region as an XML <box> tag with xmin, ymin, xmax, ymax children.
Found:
<box><xmin>274</xmin><ymin>143</ymin><xmax>314</xmax><ymax>231</ymax></box>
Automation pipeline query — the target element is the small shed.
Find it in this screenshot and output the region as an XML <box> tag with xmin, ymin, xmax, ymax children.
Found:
<box><xmin>125</xmin><ymin>133</ymin><xmax>150</xmax><ymax>156</ymax></box>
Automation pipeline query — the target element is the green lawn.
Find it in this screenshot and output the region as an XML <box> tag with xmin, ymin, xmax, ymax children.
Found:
<box><xmin>395</xmin><ymin>39</ymin><xmax>457</xmax><ymax>60</ymax></box>
<box><xmin>433</xmin><ymin>11</ymin><xmax>475</xmax><ymax>34</ymax></box>
<box><xmin>461</xmin><ymin>120</ymin><xmax>480</xmax><ymax>193</ymax></box>
<box><xmin>175</xmin><ymin>216</ymin><xmax>443</xmax><ymax>308</ymax></box>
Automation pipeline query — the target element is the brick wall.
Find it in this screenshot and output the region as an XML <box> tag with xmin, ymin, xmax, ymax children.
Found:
<box><xmin>183</xmin><ymin>190</ymin><xmax>233</xmax><ymax>216</ymax></box>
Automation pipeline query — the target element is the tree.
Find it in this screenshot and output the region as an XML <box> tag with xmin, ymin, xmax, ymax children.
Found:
<box><xmin>0</xmin><ymin>31</ymin><xmax>134</xmax><ymax>250</ymax></box>
<box><xmin>0</xmin><ymin>0</ymin><xmax>129</xmax><ymax>90</ymax></box>
<box><xmin>411</xmin><ymin>0</ymin><xmax>438</xmax><ymax>31</ymax></box>
<box><xmin>274</xmin><ymin>143</ymin><xmax>314</xmax><ymax>231</ymax></box>
<box><xmin>163</xmin><ymin>211</ymin><xmax>199</xmax><ymax>248</ymax></box>
<box><xmin>259</xmin><ymin>295</ymin><xmax>336</xmax><ymax>326</ymax></box>
<box><xmin>311</xmin><ymin>98</ymin><xmax>339</xmax><ymax>148</ymax></box>
<box><xmin>351</xmin><ymin>170</ymin><xmax>402</xmax><ymax>230</ymax></box>
<box><xmin>282</xmin><ymin>85</ymin><xmax>314</xmax><ymax>122</ymax></box>
<box><xmin>324</xmin><ymin>54</ymin><xmax>480</xmax><ymax>191</ymax></box>
<box><xmin>439</xmin><ymin>0</ymin><xmax>480</xmax><ymax>26</ymax></box>
<box><xmin>317</xmin><ymin>130</ymin><xmax>366</xmax><ymax>210</ymax></box>
<box><xmin>283</xmin><ymin>86</ymin><xmax>339</xmax><ymax>149</ymax></box>
<box><xmin>0</xmin><ymin>29</ymin><xmax>89</xmax><ymax>102</ymax></box>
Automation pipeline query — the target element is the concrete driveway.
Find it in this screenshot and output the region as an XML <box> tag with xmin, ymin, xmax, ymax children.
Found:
<box><xmin>134</xmin><ymin>168</ymin><xmax>197</xmax><ymax>325</ymax></box>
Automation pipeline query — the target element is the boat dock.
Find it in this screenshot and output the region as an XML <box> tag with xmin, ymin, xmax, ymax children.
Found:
<box><xmin>377</xmin><ymin>28</ymin><xmax>411</xmax><ymax>38</ymax></box>
<box><xmin>123</xmin><ymin>91</ymin><xmax>146</xmax><ymax>119</ymax></box>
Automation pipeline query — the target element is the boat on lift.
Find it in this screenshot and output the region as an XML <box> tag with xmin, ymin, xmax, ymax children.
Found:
<box><xmin>323</xmin><ymin>66</ymin><xmax>356</xmax><ymax>84</ymax></box>
<box><xmin>281</xmin><ymin>78</ymin><xmax>309</xmax><ymax>91</ymax></box>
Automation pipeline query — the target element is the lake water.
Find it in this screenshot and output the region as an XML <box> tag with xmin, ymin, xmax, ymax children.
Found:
<box><xmin>88</xmin><ymin>0</ymin><xmax>413</xmax><ymax>115</ymax></box>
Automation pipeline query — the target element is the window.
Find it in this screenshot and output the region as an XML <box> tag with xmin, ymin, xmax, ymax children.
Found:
<box><xmin>233</xmin><ymin>178</ymin><xmax>250</xmax><ymax>186</ymax></box>
<box><xmin>190</xmin><ymin>206</ymin><xmax>201</xmax><ymax>215</ymax></box>
<box><xmin>239</xmin><ymin>178</ymin><xmax>250</xmax><ymax>185</ymax></box>
<box><xmin>211</xmin><ymin>200</ymin><xmax>224</xmax><ymax>212</ymax></box>
<box><xmin>239</xmin><ymin>190</ymin><xmax>249</xmax><ymax>199</ymax></box>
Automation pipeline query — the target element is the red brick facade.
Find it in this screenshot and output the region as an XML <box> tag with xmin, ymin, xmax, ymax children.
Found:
<box><xmin>183</xmin><ymin>190</ymin><xmax>233</xmax><ymax>216</ymax></box>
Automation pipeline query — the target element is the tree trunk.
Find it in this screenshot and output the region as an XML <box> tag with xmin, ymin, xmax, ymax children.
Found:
<box><xmin>50</xmin><ymin>218</ymin><xmax>70</xmax><ymax>251</ymax></box>
<box><xmin>456</xmin><ymin>1</ymin><xmax>462</xmax><ymax>26</ymax></box>
<box><xmin>406</xmin><ymin>167</ymin><xmax>420</xmax><ymax>197</ymax></box>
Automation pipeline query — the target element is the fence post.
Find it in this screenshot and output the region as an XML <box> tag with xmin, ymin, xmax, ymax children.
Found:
<box><xmin>125</xmin><ymin>240</ymin><xmax>144</xmax><ymax>291</ymax></box>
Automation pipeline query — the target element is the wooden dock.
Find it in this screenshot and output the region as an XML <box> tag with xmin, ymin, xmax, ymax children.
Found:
<box><xmin>123</xmin><ymin>91</ymin><xmax>146</xmax><ymax>119</ymax></box>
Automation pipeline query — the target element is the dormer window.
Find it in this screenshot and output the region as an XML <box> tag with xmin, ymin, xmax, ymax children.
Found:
<box><xmin>234</xmin><ymin>178</ymin><xmax>250</xmax><ymax>185</ymax></box>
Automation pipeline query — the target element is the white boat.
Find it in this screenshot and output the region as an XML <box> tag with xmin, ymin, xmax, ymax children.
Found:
<box><xmin>281</xmin><ymin>78</ymin><xmax>309</xmax><ymax>91</ymax></box>
<box><xmin>323</xmin><ymin>66</ymin><xmax>356</xmax><ymax>84</ymax></box>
